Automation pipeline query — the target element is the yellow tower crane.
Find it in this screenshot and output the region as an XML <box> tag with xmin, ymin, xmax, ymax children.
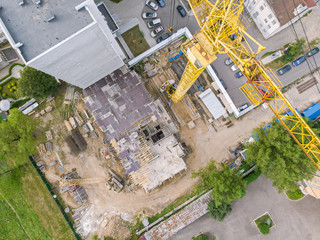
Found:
<box><xmin>168</xmin><ymin>0</ymin><xmax>320</xmax><ymax>169</ymax></box>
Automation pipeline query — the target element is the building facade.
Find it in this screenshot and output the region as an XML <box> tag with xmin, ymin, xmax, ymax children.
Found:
<box><xmin>244</xmin><ymin>0</ymin><xmax>316</xmax><ymax>39</ymax></box>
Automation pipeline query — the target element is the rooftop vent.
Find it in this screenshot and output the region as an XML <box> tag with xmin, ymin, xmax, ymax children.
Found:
<box><xmin>45</xmin><ymin>12</ymin><xmax>56</xmax><ymax>22</ymax></box>
<box><xmin>17</xmin><ymin>0</ymin><xmax>24</xmax><ymax>6</ymax></box>
<box><xmin>32</xmin><ymin>0</ymin><xmax>41</xmax><ymax>5</ymax></box>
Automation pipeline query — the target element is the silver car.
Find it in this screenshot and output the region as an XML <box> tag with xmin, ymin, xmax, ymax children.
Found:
<box><xmin>151</xmin><ymin>25</ymin><xmax>164</xmax><ymax>37</ymax></box>
<box><xmin>146</xmin><ymin>0</ymin><xmax>158</xmax><ymax>11</ymax></box>
<box><xmin>142</xmin><ymin>12</ymin><xmax>157</xmax><ymax>19</ymax></box>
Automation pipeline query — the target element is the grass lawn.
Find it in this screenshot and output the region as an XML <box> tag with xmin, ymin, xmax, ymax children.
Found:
<box><xmin>286</xmin><ymin>187</ymin><xmax>304</xmax><ymax>200</ymax></box>
<box><xmin>0</xmin><ymin>77</ymin><xmax>18</xmax><ymax>99</ymax></box>
<box><xmin>0</xmin><ymin>163</ymin><xmax>75</xmax><ymax>240</ymax></box>
<box><xmin>122</xmin><ymin>25</ymin><xmax>150</xmax><ymax>57</ymax></box>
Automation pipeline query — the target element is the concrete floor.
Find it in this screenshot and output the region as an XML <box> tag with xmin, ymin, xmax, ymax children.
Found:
<box><xmin>170</xmin><ymin>176</ymin><xmax>320</xmax><ymax>240</ymax></box>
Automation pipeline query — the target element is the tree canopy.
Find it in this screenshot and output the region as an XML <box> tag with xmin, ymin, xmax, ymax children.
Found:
<box><xmin>0</xmin><ymin>108</ymin><xmax>39</xmax><ymax>170</ymax></box>
<box><xmin>245</xmin><ymin>120</ymin><xmax>317</xmax><ymax>192</ymax></box>
<box><xmin>192</xmin><ymin>161</ymin><xmax>247</xmax><ymax>206</ymax></box>
<box><xmin>18</xmin><ymin>67</ymin><xmax>58</xmax><ymax>99</ymax></box>
<box><xmin>208</xmin><ymin>199</ymin><xmax>232</xmax><ymax>222</ymax></box>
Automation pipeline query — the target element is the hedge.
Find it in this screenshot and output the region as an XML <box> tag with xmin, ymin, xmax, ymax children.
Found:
<box><xmin>0</xmin><ymin>63</ymin><xmax>25</xmax><ymax>82</ymax></box>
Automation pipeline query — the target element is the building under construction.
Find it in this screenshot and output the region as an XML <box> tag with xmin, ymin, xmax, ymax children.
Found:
<box><xmin>84</xmin><ymin>67</ymin><xmax>187</xmax><ymax>192</ymax></box>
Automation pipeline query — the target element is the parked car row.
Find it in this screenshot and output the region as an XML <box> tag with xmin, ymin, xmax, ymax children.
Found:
<box><xmin>277</xmin><ymin>47</ymin><xmax>319</xmax><ymax>76</ymax></box>
<box><xmin>142</xmin><ymin>0</ymin><xmax>173</xmax><ymax>43</ymax></box>
<box><xmin>224</xmin><ymin>57</ymin><xmax>244</xmax><ymax>78</ymax></box>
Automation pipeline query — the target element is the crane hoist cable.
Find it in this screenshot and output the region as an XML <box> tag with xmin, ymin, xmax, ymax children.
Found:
<box><xmin>281</xmin><ymin>0</ymin><xmax>320</xmax><ymax>93</ymax></box>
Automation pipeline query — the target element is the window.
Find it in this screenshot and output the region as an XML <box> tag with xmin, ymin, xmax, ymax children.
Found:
<box><xmin>264</xmin><ymin>18</ymin><xmax>268</xmax><ymax>23</ymax></box>
<box><xmin>252</xmin><ymin>0</ymin><xmax>256</xmax><ymax>4</ymax></box>
<box><xmin>267</xmin><ymin>24</ymin><xmax>271</xmax><ymax>29</ymax></box>
<box><xmin>272</xmin><ymin>20</ymin><xmax>277</xmax><ymax>25</ymax></box>
<box><xmin>253</xmin><ymin>11</ymin><xmax>259</xmax><ymax>18</ymax></box>
<box><xmin>268</xmin><ymin>14</ymin><xmax>273</xmax><ymax>19</ymax></box>
<box><xmin>259</xmin><ymin>5</ymin><xmax>264</xmax><ymax>11</ymax></box>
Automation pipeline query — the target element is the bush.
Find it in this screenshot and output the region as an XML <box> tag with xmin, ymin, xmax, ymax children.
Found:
<box><xmin>244</xmin><ymin>170</ymin><xmax>261</xmax><ymax>185</ymax></box>
<box><xmin>286</xmin><ymin>187</ymin><xmax>304</xmax><ymax>200</ymax></box>
<box><xmin>208</xmin><ymin>200</ymin><xmax>232</xmax><ymax>222</ymax></box>
<box><xmin>7</xmin><ymin>85</ymin><xmax>10</xmax><ymax>88</ymax></box>
<box><xmin>2</xmin><ymin>93</ymin><xmax>6</xmax><ymax>97</ymax></box>
<box><xmin>258</xmin><ymin>222</ymin><xmax>270</xmax><ymax>235</ymax></box>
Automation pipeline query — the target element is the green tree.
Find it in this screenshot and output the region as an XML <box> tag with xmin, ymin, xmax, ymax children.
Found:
<box><xmin>192</xmin><ymin>161</ymin><xmax>247</xmax><ymax>206</ymax></box>
<box><xmin>0</xmin><ymin>108</ymin><xmax>39</xmax><ymax>169</ymax></box>
<box><xmin>17</xmin><ymin>67</ymin><xmax>58</xmax><ymax>99</ymax></box>
<box><xmin>208</xmin><ymin>199</ymin><xmax>232</xmax><ymax>221</ymax></box>
<box><xmin>246</xmin><ymin>120</ymin><xmax>317</xmax><ymax>192</ymax></box>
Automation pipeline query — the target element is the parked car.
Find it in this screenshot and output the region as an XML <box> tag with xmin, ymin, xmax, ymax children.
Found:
<box><xmin>237</xmin><ymin>103</ymin><xmax>249</xmax><ymax>112</ymax></box>
<box><xmin>225</xmin><ymin>58</ymin><xmax>233</xmax><ymax>65</ymax></box>
<box><xmin>151</xmin><ymin>25</ymin><xmax>164</xmax><ymax>37</ymax></box>
<box><xmin>220</xmin><ymin>79</ymin><xmax>227</xmax><ymax>89</ymax></box>
<box><xmin>235</xmin><ymin>71</ymin><xmax>243</xmax><ymax>78</ymax></box>
<box><xmin>231</xmin><ymin>65</ymin><xmax>239</xmax><ymax>71</ymax></box>
<box><xmin>142</xmin><ymin>12</ymin><xmax>157</xmax><ymax>19</ymax></box>
<box><xmin>277</xmin><ymin>64</ymin><xmax>292</xmax><ymax>75</ymax></box>
<box><xmin>146</xmin><ymin>0</ymin><xmax>158</xmax><ymax>11</ymax></box>
<box><xmin>307</xmin><ymin>47</ymin><xmax>319</xmax><ymax>57</ymax></box>
<box><xmin>156</xmin><ymin>0</ymin><xmax>165</xmax><ymax>7</ymax></box>
<box><xmin>177</xmin><ymin>5</ymin><xmax>187</xmax><ymax>17</ymax></box>
<box><xmin>147</xmin><ymin>18</ymin><xmax>161</xmax><ymax>28</ymax></box>
<box><xmin>292</xmin><ymin>56</ymin><xmax>306</xmax><ymax>67</ymax></box>
<box><xmin>157</xmin><ymin>33</ymin><xmax>170</xmax><ymax>43</ymax></box>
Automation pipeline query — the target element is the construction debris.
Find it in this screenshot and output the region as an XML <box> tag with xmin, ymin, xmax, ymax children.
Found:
<box><xmin>45</xmin><ymin>130</ymin><xmax>53</xmax><ymax>140</ymax></box>
<box><xmin>64</xmin><ymin>120</ymin><xmax>73</xmax><ymax>131</ymax></box>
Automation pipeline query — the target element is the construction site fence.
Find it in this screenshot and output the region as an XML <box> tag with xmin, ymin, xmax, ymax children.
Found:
<box><xmin>29</xmin><ymin>156</ymin><xmax>81</xmax><ymax>240</ymax></box>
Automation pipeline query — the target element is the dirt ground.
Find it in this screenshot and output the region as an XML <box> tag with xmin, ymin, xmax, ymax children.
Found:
<box><xmin>34</xmin><ymin>69</ymin><xmax>320</xmax><ymax>240</ymax></box>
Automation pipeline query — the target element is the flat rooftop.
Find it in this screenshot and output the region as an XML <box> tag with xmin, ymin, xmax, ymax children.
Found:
<box><xmin>0</xmin><ymin>0</ymin><xmax>93</xmax><ymax>61</ymax></box>
<box><xmin>83</xmin><ymin>69</ymin><xmax>159</xmax><ymax>141</ymax></box>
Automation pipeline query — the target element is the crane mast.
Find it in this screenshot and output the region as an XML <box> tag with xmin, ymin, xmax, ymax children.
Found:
<box><xmin>170</xmin><ymin>0</ymin><xmax>320</xmax><ymax>169</ymax></box>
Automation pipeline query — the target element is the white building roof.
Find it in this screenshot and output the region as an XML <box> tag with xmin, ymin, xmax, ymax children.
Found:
<box><xmin>199</xmin><ymin>88</ymin><xmax>226</xmax><ymax>119</ymax></box>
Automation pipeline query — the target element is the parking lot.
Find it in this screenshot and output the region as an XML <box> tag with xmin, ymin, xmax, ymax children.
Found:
<box><xmin>141</xmin><ymin>0</ymin><xmax>198</xmax><ymax>44</ymax></box>
<box><xmin>171</xmin><ymin>176</ymin><xmax>320</xmax><ymax>240</ymax></box>
<box><xmin>211</xmin><ymin>54</ymin><xmax>250</xmax><ymax>108</ymax></box>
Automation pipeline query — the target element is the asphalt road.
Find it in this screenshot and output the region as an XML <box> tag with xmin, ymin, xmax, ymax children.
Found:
<box><xmin>170</xmin><ymin>176</ymin><xmax>320</xmax><ymax>240</ymax></box>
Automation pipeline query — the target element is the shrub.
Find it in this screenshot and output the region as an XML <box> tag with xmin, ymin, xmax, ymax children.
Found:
<box><xmin>244</xmin><ymin>170</ymin><xmax>261</xmax><ymax>185</ymax></box>
<box><xmin>11</xmin><ymin>82</ymin><xmax>14</xmax><ymax>86</ymax></box>
<box><xmin>2</xmin><ymin>93</ymin><xmax>6</xmax><ymax>97</ymax></box>
<box><xmin>0</xmin><ymin>86</ymin><xmax>2</xmax><ymax>90</ymax></box>
<box><xmin>192</xmin><ymin>234</ymin><xmax>209</xmax><ymax>240</ymax></box>
<box><xmin>7</xmin><ymin>85</ymin><xmax>10</xmax><ymax>88</ymax></box>
<box><xmin>208</xmin><ymin>200</ymin><xmax>232</xmax><ymax>221</ymax></box>
<box><xmin>258</xmin><ymin>222</ymin><xmax>270</xmax><ymax>235</ymax></box>
<box><xmin>286</xmin><ymin>187</ymin><xmax>304</xmax><ymax>200</ymax></box>
<box><xmin>10</xmin><ymin>89</ymin><xmax>13</xmax><ymax>92</ymax></box>
<box><xmin>13</xmin><ymin>86</ymin><xmax>17</xmax><ymax>90</ymax></box>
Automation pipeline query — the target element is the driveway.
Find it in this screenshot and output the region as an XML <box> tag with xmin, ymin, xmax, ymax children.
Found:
<box><xmin>170</xmin><ymin>176</ymin><xmax>320</xmax><ymax>240</ymax></box>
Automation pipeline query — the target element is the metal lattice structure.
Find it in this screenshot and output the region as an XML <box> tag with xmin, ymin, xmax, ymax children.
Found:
<box><xmin>44</xmin><ymin>170</ymin><xmax>106</xmax><ymax>187</ymax></box>
<box><xmin>170</xmin><ymin>0</ymin><xmax>320</xmax><ymax>169</ymax></box>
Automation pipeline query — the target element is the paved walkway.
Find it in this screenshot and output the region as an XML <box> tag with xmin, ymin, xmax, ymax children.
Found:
<box><xmin>171</xmin><ymin>176</ymin><xmax>320</xmax><ymax>240</ymax></box>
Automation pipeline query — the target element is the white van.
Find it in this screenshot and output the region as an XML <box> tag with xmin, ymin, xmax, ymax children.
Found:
<box><xmin>231</xmin><ymin>65</ymin><xmax>239</xmax><ymax>71</ymax></box>
<box><xmin>148</xmin><ymin>18</ymin><xmax>161</xmax><ymax>28</ymax></box>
